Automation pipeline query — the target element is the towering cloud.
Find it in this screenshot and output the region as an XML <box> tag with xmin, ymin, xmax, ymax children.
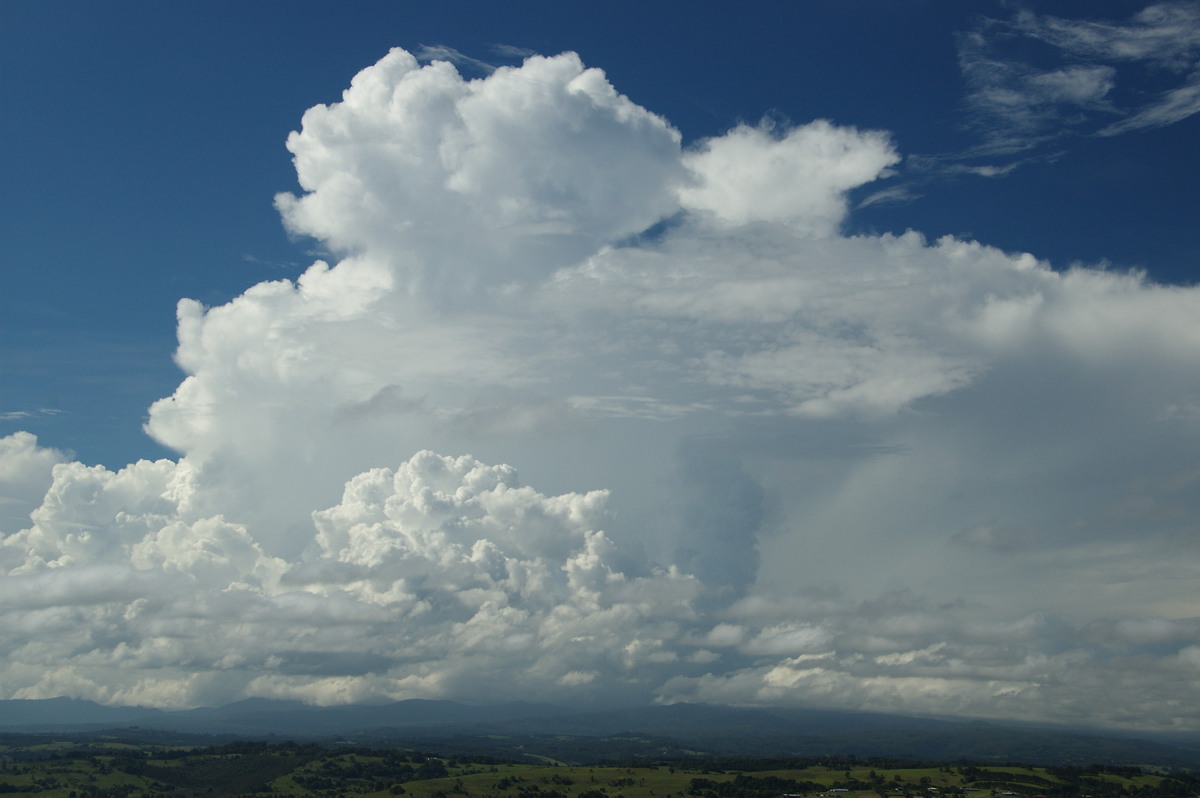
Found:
<box><xmin>274</xmin><ymin>49</ymin><xmax>685</xmax><ymax>293</ymax></box>
<box><xmin>2</xmin><ymin>45</ymin><xmax>1200</xmax><ymax>730</ymax></box>
<box><xmin>0</xmin><ymin>432</ymin><xmax>68</xmax><ymax>535</ymax></box>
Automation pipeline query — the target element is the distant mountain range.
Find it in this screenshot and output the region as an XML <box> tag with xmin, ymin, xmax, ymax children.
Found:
<box><xmin>2</xmin><ymin>696</ymin><xmax>1199</xmax><ymax>770</ymax></box>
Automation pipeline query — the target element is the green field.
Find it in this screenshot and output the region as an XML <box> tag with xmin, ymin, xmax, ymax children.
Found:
<box><xmin>0</xmin><ymin>739</ymin><xmax>1189</xmax><ymax>798</ymax></box>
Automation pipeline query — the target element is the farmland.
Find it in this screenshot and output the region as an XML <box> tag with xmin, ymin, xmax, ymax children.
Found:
<box><xmin>0</xmin><ymin>737</ymin><xmax>1194</xmax><ymax>798</ymax></box>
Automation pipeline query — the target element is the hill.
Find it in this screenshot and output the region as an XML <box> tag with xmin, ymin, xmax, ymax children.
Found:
<box><xmin>2</xmin><ymin>698</ymin><xmax>1199</xmax><ymax>769</ymax></box>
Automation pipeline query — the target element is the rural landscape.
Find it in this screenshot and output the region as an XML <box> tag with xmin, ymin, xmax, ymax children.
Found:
<box><xmin>2</xmin><ymin>699</ymin><xmax>1200</xmax><ymax>797</ymax></box>
<box><xmin>1</xmin><ymin>735</ymin><xmax>1198</xmax><ymax>798</ymax></box>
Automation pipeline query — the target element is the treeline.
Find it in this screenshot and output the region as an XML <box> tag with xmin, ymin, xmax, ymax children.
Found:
<box><xmin>687</xmin><ymin>774</ymin><xmax>826</xmax><ymax>798</ymax></box>
<box><xmin>651</xmin><ymin>754</ymin><xmax>943</xmax><ymax>772</ymax></box>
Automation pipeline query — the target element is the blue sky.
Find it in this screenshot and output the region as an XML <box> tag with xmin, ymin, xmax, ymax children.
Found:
<box><xmin>3</xmin><ymin>1</ymin><xmax>1200</xmax><ymax>729</ymax></box>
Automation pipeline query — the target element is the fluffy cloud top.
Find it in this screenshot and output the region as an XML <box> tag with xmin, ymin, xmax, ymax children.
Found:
<box><xmin>678</xmin><ymin>120</ymin><xmax>897</xmax><ymax>234</ymax></box>
<box><xmin>0</xmin><ymin>446</ymin><xmax>698</xmax><ymax>708</ymax></box>
<box><xmin>275</xmin><ymin>49</ymin><xmax>685</xmax><ymax>294</ymax></box>
<box><xmin>0</xmin><ymin>432</ymin><xmax>68</xmax><ymax>535</ymax></box>
<box><xmin>3</xmin><ymin>44</ymin><xmax>1200</xmax><ymax>730</ymax></box>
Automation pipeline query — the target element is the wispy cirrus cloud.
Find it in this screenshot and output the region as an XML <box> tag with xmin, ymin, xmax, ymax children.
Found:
<box><xmin>960</xmin><ymin>2</ymin><xmax>1200</xmax><ymax>153</ymax></box>
<box><xmin>0</xmin><ymin>409</ymin><xmax>61</xmax><ymax>422</ymax></box>
<box><xmin>414</xmin><ymin>44</ymin><xmax>498</xmax><ymax>75</ymax></box>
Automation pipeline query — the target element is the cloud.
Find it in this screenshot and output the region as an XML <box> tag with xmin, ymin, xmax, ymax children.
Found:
<box><xmin>0</xmin><ymin>446</ymin><xmax>703</xmax><ymax>708</ymax></box>
<box><xmin>960</xmin><ymin>3</ymin><xmax>1200</xmax><ymax>152</ymax></box>
<box><xmin>1017</xmin><ymin>2</ymin><xmax>1200</xmax><ymax>67</ymax></box>
<box><xmin>491</xmin><ymin>44</ymin><xmax>538</xmax><ymax>60</ymax></box>
<box><xmin>414</xmin><ymin>44</ymin><xmax>498</xmax><ymax>75</ymax></box>
<box><xmin>1100</xmin><ymin>69</ymin><xmax>1200</xmax><ymax>134</ymax></box>
<box><xmin>856</xmin><ymin>185</ymin><xmax>921</xmax><ymax>209</ymax></box>
<box><xmin>0</xmin><ymin>432</ymin><xmax>70</xmax><ymax>535</ymax></box>
<box><xmin>273</xmin><ymin>48</ymin><xmax>685</xmax><ymax>296</ymax></box>
<box><xmin>3</xmin><ymin>46</ymin><xmax>1200</xmax><ymax>730</ymax></box>
<box><xmin>677</xmin><ymin>119</ymin><xmax>897</xmax><ymax>235</ymax></box>
<box><xmin>0</xmin><ymin>409</ymin><xmax>62</xmax><ymax>422</ymax></box>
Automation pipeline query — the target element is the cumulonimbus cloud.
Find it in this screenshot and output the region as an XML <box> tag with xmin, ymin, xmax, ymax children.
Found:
<box><xmin>2</xmin><ymin>45</ymin><xmax>1200</xmax><ymax>730</ymax></box>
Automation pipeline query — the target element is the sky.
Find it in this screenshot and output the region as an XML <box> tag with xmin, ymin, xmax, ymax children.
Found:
<box><xmin>2</xmin><ymin>0</ymin><xmax>1200</xmax><ymax>732</ymax></box>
